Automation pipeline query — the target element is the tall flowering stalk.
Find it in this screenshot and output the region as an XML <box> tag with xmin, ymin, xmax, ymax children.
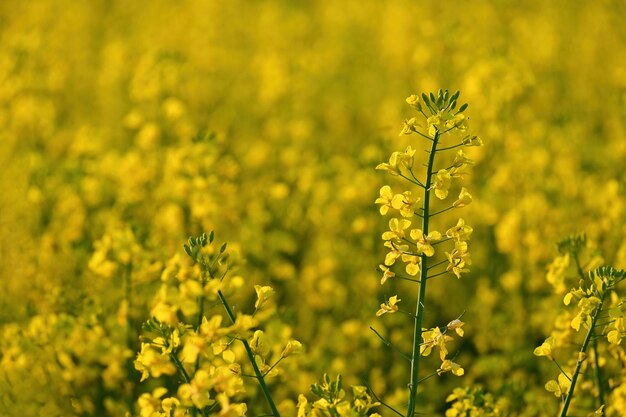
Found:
<box><xmin>375</xmin><ymin>90</ymin><xmax>482</xmax><ymax>417</ymax></box>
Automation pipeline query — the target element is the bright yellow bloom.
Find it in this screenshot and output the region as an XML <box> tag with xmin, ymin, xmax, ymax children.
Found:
<box><xmin>446</xmin><ymin>242</ymin><xmax>471</xmax><ymax>279</ymax></box>
<box><xmin>375</xmin><ymin>186</ymin><xmax>394</xmax><ymax>215</ymax></box>
<box><xmin>137</xmin><ymin>388</ymin><xmax>168</xmax><ymax>417</ymax></box>
<box><xmin>451</xmin><ymin>149</ymin><xmax>475</xmax><ymax>169</ymax></box>
<box><xmin>376</xmin><ymin>295</ymin><xmax>400</xmax><ymax>316</ymax></box>
<box><xmin>254</xmin><ymin>285</ymin><xmax>275</xmax><ymax>309</ymax></box>
<box><xmin>545</xmin><ymin>373</ymin><xmax>571</xmax><ymax>397</ymax></box>
<box><xmin>399</xmin><ymin>117</ymin><xmax>421</xmax><ymax>136</ymax></box>
<box><xmin>382</xmin><ymin>218</ymin><xmax>411</xmax><ymax>241</ymax></box>
<box><xmin>533</xmin><ymin>337</ymin><xmax>555</xmax><ymax>360</ymax></box>
<box><xmin>379</xmin><ymin>264</ymin><xmax>396</xmax><ymax>284</ymax></box>
<box><xmin>446</xmin><ymin>319</ymin><xmax>465</xmax><ymax>337</ymax></box>
<box><xmin>438</xmin><ymin>359</ymin><xmax>464</xmax><ymax>376</ymax></box>
<box><xmin>446</xmin><ymin>218</ymin><xmax>473</xmax><ymax>242</ymax></box>
<box><xmin>571</xmin><ymin>296</ymin><xmax>602</xmax><ymax>331</ymax></box>
<box><xmin>383</xmin><ymin>241</ymin><xmax>408</xmax><ymax>266</ymax></box>
<box><xmin>410</xmin><ymin>229</ymin><xmax>442</xmax><ymax>257</ymax></box>
<box><xmin>444</xmin><ymin>113</ymin><xmax>468</xmax><ymax>131</ymax></box>
<box><xmin>462</xmin><ymin>135</ymin><xmax>483</xmax><ymax>147</ymax></box>
<box><xmin>391</xmin><ymin>191</ymin><xmax>420</xmax><ymax>218</ymax></box>
<box><xmin>421</xmin><ymin>327</ymin><xmax>453</xmax><ymax>360</ymax></box>
<box><xmin>432</xmin><ymin>169</ymin><xmax>452</xmax><ymax>199</ymax></box>
<box><xmin>135</xmin><ymin>343</ymin><xmax>177</xmax><ymax>382</ymax></box>
<box><xmin>281</xmin><ymin>340</ymin><xmax>303</xmax><ymax>357</ymax></box>
<box><xmin>452</xmin><ymin>187</ymin><xmax>472</xmax><ymax>208</ymax></box>
<box><xmin>406</xmin><ymin>94</ymin><xmax>420</xmax><ymax>107</ymax></box>
<box><xmin>249</xmin><ymin>330</ymin><xmax>270</xmax><ymax>357</ymax></box>
<box><xmin>427</xmin><ymin>114</ymin><xmax>442</xmax><ymax>137</ymax></box>
<box><xmin>401</xmin><ymin>253</ymin><xmax>421</xmax><ymax>276</ymax></box>
<box><xmin>375</xmin><ymin>146</ymin><xmax>416</xmax><ymax>175</ymax></box>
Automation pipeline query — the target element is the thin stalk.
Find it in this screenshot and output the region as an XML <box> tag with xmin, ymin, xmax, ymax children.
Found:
<box><xmin>559</xmin><ymin>291</ymin><xmax>607</xmax><ymax>417</ymax></box>
<box><xmin>551</xmin><ymin>358</ymin><xmax>571</xmax><ymax>381</ymax></box>
<box><xmin>195</xmin><ymin>275</ymin><xmax>207</xmax><ymax>374</ymax></box>
<box><xmin>573</xmin><ymin>253</ymin><xmax>605</xmax><ymax>405</ymax></box>
<box><xmin>218</xmin><ymin>290</ymin><xmax>281</xmax><ymax>417</ymax></box>
<box><xmin>406</xmin><ymin>131</ymin><xmax>440</xmax><ymax>417</ymax></box>
<box><xmin>170</xmin><ymin>351</ymin><xmax>208</xmax><ymax>417</ymax></box>
<box><xmin>593</xmin><ymin>339</ymin><xmax>605</xmax><ymax>406</ymax></box>
<box><xmin>370</xmin><ymin>326</ymin><xmax>411</xmax><ymax>361</ymax></box>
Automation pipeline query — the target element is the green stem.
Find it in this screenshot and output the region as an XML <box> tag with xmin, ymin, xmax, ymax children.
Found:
<box><xmin>406</xmin><ymin>131</ymin><xmax>440</xmax><ymax>417</ymax></box>
<box><xmin>170</xmin><ymin>352</ymin><xmax>208</xmax><ymax>417</ymax></box>
<box><xmin>559</xmin><ymin>291</ymin><xmax>607</xmax><ymax>417</ymax></box>
<box><xmin>593</xmin><ymin>338</ymin><xmax>605</xmax><ymax>406</ymax></box>
<box><xmin>218</xmin><ymin>290</ymin><xmax>281</xmax><ymax>417</ymax></box>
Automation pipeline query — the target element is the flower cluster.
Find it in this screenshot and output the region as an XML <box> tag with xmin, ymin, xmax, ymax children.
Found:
<box><xmin>135</xmin><ymin>232</ymin><xmax>302</xmax><ymax>417</ymax></box>
<box><xmin>296</xmin><ymin>375</ymin><xmax>380</xmax><ymax>417</ymax></box>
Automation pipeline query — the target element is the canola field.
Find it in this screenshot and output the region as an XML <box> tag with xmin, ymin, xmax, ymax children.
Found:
<box><xmin>2</xmin><ymin>1</ymin><xmax>626</xmax><ymax>416</ymax></box>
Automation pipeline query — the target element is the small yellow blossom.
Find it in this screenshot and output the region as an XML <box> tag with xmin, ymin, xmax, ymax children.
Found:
<box><xmin>249</xmin><ymin>330</ymin><xmax>270</xmax><ymax>357</ymax></box>
<box><xmin>383</xmin><ymin>241</ymin><xmax>408</xmax><ymax>266</ymax></box>
<box><xmin>446</xmin><ymin>218</ymin><xmax>473</xmax><ymax>242</ymax></box>
<box><xmin>533</xmin><ymin>337</ymin><xmax>556</xmax><ymax>360</ymax></box>
<box><xmin>432</xmin><ymin>169</ymin><xmax>452</xmax><ymax>199</ymax></box>
<box><xmin>391</xmin><ymin>191</ymin><xmax>420</xmax><ymax>218</ymax></box>
<box><xmin>376</xmin><ymin>295</ymin><xmax>400</xmax><ymax>316</ymax></box>
<box><xmin>446</xmin><ymin>319</ymin><xmax>465</xmax><ymax>337</ymax></box>
<box><xmin>406</xmin><ymin>94</ymin><xmax>420</xmax><ymax>107</ymax></box>
<box><xmin>375</xmin><ymin>186</ymin><xmax>394</xmax><ymax>215</ymax></box>
<box><xmin>462</xmin><ymin>135</ymin><xmax>483</xmax><ymax>147</ymax></box>
<box><xmin>379</xmin><ymin>264</ymin><xmax>396</xmax><ymax>284</ymax></box>
<box><xmin>382</xmin><ymin>218</ymin><xmax>411</xmax><ymax>241</ymax></box>
<box><xmin>451</xmin><ymin>150</ymin><xmax>475</xmax><ymax>169</ymax></box>
<box><xmin>281</xmin><ymin>340</ymin><xmax>303</xmax><ymax>357</ymax></box>
<box><xmin>545</xmin><ymin>373</ymin><xmax>571</xmax><ymax>397</ymax></box>
<box><xmin>375</xmin><ymin>146</ymin><xmax>416</xmax><ymax>175</ymax></box>
<box><xmin>399</xmin><ymin>117</ymin><xmax>421</xmax><ymax>136</ymax></box>
<box><xmin>452</xmin><ymin>187</ymin><xmax>472</xmax><ymax>208</ymax></box>
<box><xmin>438</xmin><ymin>359</ymin><xmax>464</xmax><ymax>376</ymax></box>
<box><xmin>410</xmin><ymin>229</ymin><xmax>442</xmax><ymax>257</ymax></box>
<box><xmin>444</xmin><ymin>113</ymin><xmax>468</xmax><ymax>131</ymax></box>
<box><xmin>254</xmin><ymin>285</ymin><xmax>275</xmax><ymax>309</ymax></box>
<box><xmin>401</xmin><ymin>253</ymin><xmax>421</xmax><ymax>276</ymax></box>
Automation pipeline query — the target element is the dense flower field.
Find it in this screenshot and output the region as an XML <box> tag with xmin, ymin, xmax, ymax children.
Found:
<box><xmin>1</xmin><ymin>1</ymin><xmax>626</xmax><ymax>416</ymax></box>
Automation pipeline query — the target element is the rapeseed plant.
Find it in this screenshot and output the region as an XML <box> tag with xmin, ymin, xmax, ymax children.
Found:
<box><xmin>375</xmin><ymin>91</ymin><xmax>481</xmax><ymax>416</ymax></box>
<box><xmin>535</xmin><ymin>234</ymin><xmax>626</xmax><ymax>416</ymax></box>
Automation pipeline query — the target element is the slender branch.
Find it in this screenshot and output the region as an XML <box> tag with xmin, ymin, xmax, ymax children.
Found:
<box><xmin>426</xmin><ymin>259</ymin><xmax>447</xmax><ymax>271</ymax></box>
<box><xmin>430</xmin><ymin>206</ymin><xmax>455</xmax><ymax>217</ymax></box>
<box><xmin>365</xmin><ymin>382</ymin><xmax>405</xmax><ymax>417</ymax></box>
<box><xmin>263</xmin><ymin>357</ymin><xmax>285</xmax><ymax>377</ymax></box>
<box><xmin>427</xmin><ymin>270</ymin><xmax>449</xmax><ymax>280</ymax></box>
<box><xmin>406</xmin><ymin>130</ymin><xmax>440</xmax><ymax>417</ymax></box>
<box><xmin>417</xmin><ymin>371</ymin><xmax>439</xmax><ymax>384</ymax></box>
<box><xmin>436</xmin><ymin>143</ymin><xmax>464</xmax><ymax>152</ymax></box>
<box><xmin>552</xmin><ymin>358</ymin><xmax>571</xmax><ymax>381</ymax></box>
<box><xmin>399</xmin><ymin>173</ymin><xmax>426</xmax><ymax>188</ymax></box>
<box><xmin>593</xmin><ymin>339</ymin><xmax>605</xmax><ymax>406</ymax></box>
<box><xmin>398</xmin><ymin>310</ymin><xmax>418</xmax><ymax>319</ymax></box>
<box><xmin>369</xmin><ymin>326</ymin><xmax>411</xmax><ymax>361</ymax></box>
<box><xmin>170</xmin><ymin>352</ymin><xmax>209</xmax><ymax>417</ymax></box>
<box><xmin>218</xmin><ymin>290</ymin><xmax>281</xmax><ymax>417</ymax></box>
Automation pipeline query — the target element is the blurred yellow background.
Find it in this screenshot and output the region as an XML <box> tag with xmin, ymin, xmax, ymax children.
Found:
<box><xmin>1</xmin><ymin>0</ymin><xmax>626</xmax><ymax>416</ymax></box>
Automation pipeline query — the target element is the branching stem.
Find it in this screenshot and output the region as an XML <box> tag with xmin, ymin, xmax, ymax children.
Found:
<box><xmin>218</xmin><ymin>290</ymin><xmax>281</xmax><ymax>417</ymax></box>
